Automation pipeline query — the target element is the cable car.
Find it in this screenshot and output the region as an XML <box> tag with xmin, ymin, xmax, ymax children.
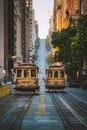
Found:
<box><xmin>14</xmin><ymin>63</ymin><xmax>40</xmax><ymax>93</ymax></box>
<box><xmin>45</xmin><ymin>62</ymin><xmax>66</xmax><ymax>90</ymax></box>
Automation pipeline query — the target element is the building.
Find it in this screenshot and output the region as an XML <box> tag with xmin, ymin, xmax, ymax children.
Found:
<box><xmin>0</xmin><ymin>0</ymin><xmax>39</xmax><ymax>80</ymax></box>
<box><xmin>54</xmin><ymin>0</ymin><xmax>80</xmax><ymax>31</ymax></box>
<box><xmin>54</xmin><ymin>0</ymin><xmax>67</xmax><ymax>31</ymax></box>
<box><xmin>25</xmin><ymin>0</ymin><xmax>32</xmax><ymax>63</ymax></box>
<box><xmin>81</xmin><ymin>0</ymin><xmax>87</xmax><ymax>15</ymax></box>
<box><xmin>66</xmin><ymin>0</ymin><xmax>80</xmax><ymax>26</ymax></box>
<box><xmin>10</xmin><ymin>0</ymin><xmax>27</xmax><ymax>69</ymax></box>
<box><xmin>25</xmin><ymin>0</ymin><xmax>38</xmax><ymax>63</ymax></box>
<box><xmin>0</xmin><ymin>0</ymin><xmax>31</xmax><ymax>79</ymax></box>
<box><xmin>48</xmin><ymin>10</ymin><xmax>54</xmax><ymax>35</ymax></box>
<box><xmin>0</xmin><ymin>0</ymin><xmax>15</xmax><ymax>79</ymax></box>
<box><xmin>14</xmin><ymin>0</ymin><xmax>25</xmax><ymax>66</ymax></box>
<box><xmin>27</xmin><ymin>0</ymin><xmax>33</xmax><ymax>63</ymax></box>
<box><xmin>34</xmin><ymin>20</ymin><xmax>38</xmax><ymax>39</ymax></box>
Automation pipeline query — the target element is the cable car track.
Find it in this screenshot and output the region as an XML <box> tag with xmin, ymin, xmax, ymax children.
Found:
<box><xmin>51</xmin><ymin>93</ymin><xmax>75</xmax><ymax>130</ymax></box>
<box><xmin>0</xmin><ymin>95</ymin><xmax>32</xmax><ymax>130</ymax></box>
<box><xmin>61</xmin><ymin>92</ymin><xmax>87</xmax><ymax>115</ymax></box>
<box><xmin>51</xmin><ymin>93</ymin><xmax>87</xmax><ymax>130</ymax></box>
<box><xmin>10</xmin><ymin>96</ymin><xmax>32</xmax><ymax>130</ymax></box>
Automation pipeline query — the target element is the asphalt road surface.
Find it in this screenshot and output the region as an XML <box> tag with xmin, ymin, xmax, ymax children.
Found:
<box><xmin>0</xmin><ymin>39</ymin><xmax>87</xmax><ymax>130</ymax></box>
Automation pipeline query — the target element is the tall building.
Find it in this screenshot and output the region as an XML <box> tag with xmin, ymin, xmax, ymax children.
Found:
<box><xmin>0</xmin><ymin>0</ymin><xmax>6</xmax><ymax>79</ymax></box>
<box><xmin>25</xmin><ymin>1</ymin><xmax>38</xmax><ymax>63</ymax></box>
<box><xmin>81</xmin><ymin>0</ymin><xmax>87</xmax><ymax>15</ymax></box>
<box><xmin>34</xmin><ymin>20</ymin><xmax>38</xmax><ymax>39</ymax></box>
<box><xmin>32</xmin><ymin>9</ymin><xmax>38</xmax><ymax>58</ymax></box>
<box><xmin>14</xmin><ymin>0</ymin><xmax>25</xmax><ymax>66</ymax></box>
<box><xmin>66</xmin><ymin>0</ymin><xmax>80</xmax><ymax>26</ymax></box>
<box><xmin>0</xmin><ymin>0</ymin><xmax>27</xmax><ymax>78</ymax></box>
<box><xmin>28</xmin><ymin>0</ymin><xmax>33</xmax><ymax>62</ymax></box>
<box><xmin>0</xmin><ymin>0</ymin><xmax>14</xmax><ymax>78</ymax></box>
<box><xmin>54</xmin><ymin>0</ymin><xmax>80</xmax><ymax>31</ymax></box>
<box><xmin>32</xmin><ymin>9</ymin><xmax>35</xmax><ymax>58</ymax></box>
<box><xmin>0</xmin><ymin>0</ymin><xmax>38</xmax><ymax>79</ymax></box>
<box><xmin>12</xmin><ymin>0</ymin><xmax>27</xmax><ymax>68</ymax></box>
<box><xmin>54</xmin><ymin>0</ymin><xmax>67</xmax><ymax>31</ymax></box>
<box><xmin>25</xmin><ymin>0</ymin><xmax>33</xmax><ymax>63</ymax></box>
<box><xmin>48</xmin><ymin>10</ymin><xmax>54</xmax><ymax>35</ymax></box>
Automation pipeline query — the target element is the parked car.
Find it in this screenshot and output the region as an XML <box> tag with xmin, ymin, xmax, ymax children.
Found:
<box><xmin>69</xmin><ymin>79</ymin><xmax>80</xmax><ymax>88</ymax></box>
<box><xmin>83</xmin><ymin>79</ymin><xmax>87</xmax><ymax>89</ymax></box>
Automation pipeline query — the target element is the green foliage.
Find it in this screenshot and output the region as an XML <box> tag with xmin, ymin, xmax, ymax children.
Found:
<box><xmin>51</xmin><ymin>27</ymin><xmax>77</xmax><ymax>77</ymax></box>
<box><xmin>46</xmin><ymin>36</ymin><xmax>51</xmax><ymax>51</ymax></box>
<box><xmin>71</xmin><ymin>15</ymin><xmax>87</xmax><ymax>70</ymax></box>
<box><xmin>51</xmin><ymin>15</ymin><xmax>87</xmax><ymax>79</ymax></box>
<box><xmin>35</xmin><ymin>37</ymin><xmax>40</xmax><ymax>54</ymax></box>
<box><xmin>78</xmin><ymin>15</ymin><xmax>87</xmax><ymax>58</ymax></box>
<box><xmin>51</xmin><ymin>27</ymin><xmax>77</xmax><ymax>63</ymax></box>
<box><xmin>46</xmin><ymin>53</ymin><xmax>53</xmax><ymax>65</ymax></box>
<box><xmin>51</xmin><ymin>32</ymin><xmax>60</xmax><ymax>47</ymax></box>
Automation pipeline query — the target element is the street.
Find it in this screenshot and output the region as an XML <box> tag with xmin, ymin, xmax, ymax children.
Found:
<box><xmin>0</xmin><ymin>39</ymin><xmax>87</xmax><ymax>130</ymax></box>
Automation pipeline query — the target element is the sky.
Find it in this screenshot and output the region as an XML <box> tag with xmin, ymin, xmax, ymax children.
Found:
<box><xmin>33</xmin><ymin>0</ymin><xmax>54</xmax><ymax>39</ymax></box>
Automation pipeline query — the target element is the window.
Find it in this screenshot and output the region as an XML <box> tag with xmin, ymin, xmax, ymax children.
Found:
<box><xmin>24</xmin><ymin>70</ymin><xmax>29</xmax><ymax>77</ymax></box>
<box><xmin>57</xmin><ymin>5</ymin><xmax>61</xmax><ymax>10</ymax></box>
<box><xmin>17</xmin><ymin>70</ymin><xmax>22</xmax><ymax>78</ymax></box>
<box><xmin>48</xmin><ymin>71</ymin><xmax>52</xmax><ymax>78</ymax></box>
<box><xmin>60</xmin><ymin>71</ymin><xmax>64</xmax><ymax>78</ymax></box>
<box><xmin>31</xmin><ymin>69</ymin><xmax>36</xmax><ymax>77</ymax></box>
<box><xmin>54</xmin><ymin>71</ymin><xmax>58</xmax><ymax>78</ymax></box>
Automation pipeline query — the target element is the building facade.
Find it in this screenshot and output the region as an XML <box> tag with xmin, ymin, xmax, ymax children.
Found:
<box><xmin>0</xmin><ymin>0</ymin><xmax>14</xmax><ymax>78</ymax></box>
<box><xmin>81</xmin><ymin>0</ymin><xmax>87</xmax><ymax>15</ymax></box>
<box><xmin>25</xmin><ymin>1</ymin><xmax>39</xmax><ymax>63</ymax></box>
<box><xmin>0</xmin><ymin>0</ymin><xmax>38</xmax><ymax>79</ymax></box>
<box><xmin>0</xmin><ymin>0</ymin><xmax>5</xmax><ymax>79</ymax></box>
<box><xmin>54</xmin><ymin>0</ymin><xmax>80</xmax><ymax>31</ymax></box>
<box><xmin>48</xmin><ymin>10</ymin><xmax>54</xmax><ymax>35</ymax></box>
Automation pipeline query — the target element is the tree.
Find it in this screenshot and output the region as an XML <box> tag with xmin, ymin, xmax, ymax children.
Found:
<box><xmin>71</xmin><ymin>15</ymin><xmax>87</xmax><ymax>80</ymax></box>
<box><xmin>51</xmin><ymin>27</ymin><xmax>77</xmax><ymax>63</ymax></box>
<box><xmin>51</xmin><ymin>32</ymin><xmax>60</xmax><ymax>47</ymax></box>
<box><xmin>51</xmin><ymin>27</ymin><xmax>77</xmax><ymax>77</ymax></box>
<box><xmin>46</xmin><ymin>36</ymin><xmax>51</xmax><ymax>51</ymax></box>
<box><xmin>51</xmin><ymin>15</ymin><xmax>87</xmax><ymax>79</ymax></box>
<box><xmin>35</xmin><ymin>37</ymin><xmax>40</xmax><ymax>54</ymax></box>
<box><xmin>78</xmin><ymin>15</ymin><xmax>87</xmax><ymax>62</ymax></box>
<box><xmin>46</xmin><ymin>53</ymin><xmax>53</xmax><ymax>65</ymax></box>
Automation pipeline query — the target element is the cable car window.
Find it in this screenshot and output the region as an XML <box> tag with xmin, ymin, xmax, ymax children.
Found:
<box><xmin>17</xmin><ymin>70</ymin><xmax>22</xmax><ymax>77</ymax></box>
<box><xmin>31</xmin><ymin>69</ymin><xmax>36</xmax><ymax>77</ymax></box>
<box><xmin>48</xmin><ymin>71</ymin><xmax>52</xmax><ymax>78</ymax></box>
<box><xmin>24</xmin><ymin>70</ymin><xmax>29</xmax><ymax>77</ymax></box>
<box><xmin>60</xmin><ymin>71</ymin><xmax>64</xmax><ymax>78</ymax></box>
<box><xmin>54</xmin><ymin>71</ymin><xmax>58</xmax><ymax>78</ymax></box>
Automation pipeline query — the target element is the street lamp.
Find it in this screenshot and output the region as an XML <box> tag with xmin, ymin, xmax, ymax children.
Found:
<box><xmin>12</xmin><ymin>56</ymin><xmax>22</xmax><ymax>67</ymax></box>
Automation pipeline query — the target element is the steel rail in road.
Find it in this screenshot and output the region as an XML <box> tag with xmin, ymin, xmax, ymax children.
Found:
<box><xmin>51</xmin><ymin>93</ymin><xmax>75</xmax><ymax>130</ymax></box>
<box><xmin>11</xmin><ymin>96</ymin><xmax>32</xmax><ymax>130</ymax></box>
<box><xmin>0</xmin><ymin>95</ymin><xmax>32</xmax><ymax>130</ymax></box>
<box><xmin>61</xmin><ymin>92</ymin><xmax>87</xmax><ymax>115</ymax></box>
<box><xmin>67</xmin><ymin>91</ymin><xmax>87</xmax><ymax>104</ymax></box>
<box><xmin>0</xmin><ymin>95</ymin><xmax>20</xmax><ymax>121</ymax></box>
<box><xmin>58</xmin><ymin>93</ymin><xmax>87</xmax><ymax>129</ymax></box>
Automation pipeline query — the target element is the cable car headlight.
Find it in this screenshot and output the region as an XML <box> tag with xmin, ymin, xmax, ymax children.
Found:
<box><xmin>25</xmin><ymin>83</ymin><xmax>28</xmax><ymax>86</ymax></box>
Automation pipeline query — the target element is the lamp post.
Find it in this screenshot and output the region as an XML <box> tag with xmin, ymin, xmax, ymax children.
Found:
<box><xmin>11</xmin><ymin>56</ymin><xmax>22</xmax><ymax>84</ymax></box>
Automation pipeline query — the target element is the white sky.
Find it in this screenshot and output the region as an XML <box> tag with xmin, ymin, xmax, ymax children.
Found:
<box><xmin>33</xmin><ymin>0</ymin><xmax>54</xmax><ymax>39</ymax></box>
